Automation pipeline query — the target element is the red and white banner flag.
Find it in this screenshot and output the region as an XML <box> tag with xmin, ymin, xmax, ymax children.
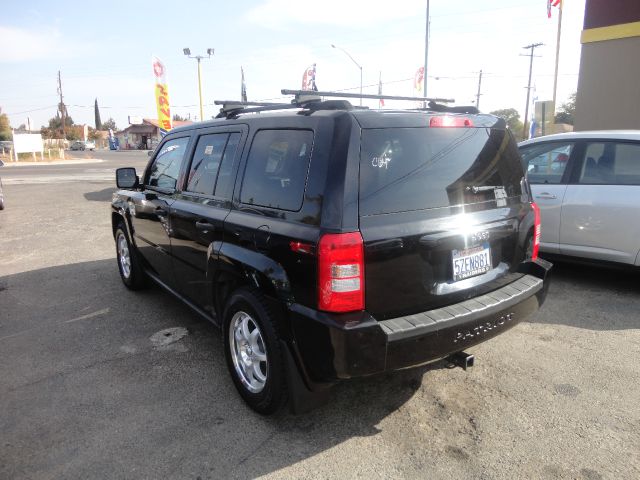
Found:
<box><xmin>378</xmin><ymin>72</ymin><xmax>384</xmax><ymax>108</ymax></box>
<box><xmin>414</xmin><ymin>66</ymin><xmax>424</xmax><ymax>95</ymax></box>
<box><xmin>547</xmin><ymin>0</ymin><xmax>561</xmax><ymax>18</ymax></box>
<box><xmin>302</xmin><ymin>64</ymin><xmax>317</xmax><ymax>91</ymax></box>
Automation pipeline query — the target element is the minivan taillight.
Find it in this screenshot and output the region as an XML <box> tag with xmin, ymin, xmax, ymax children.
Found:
<box><xmin>531</xmin><ymin>202</ymin><xmax>541</xmax><ymax>261</ymax></box>
<box><xmin>318</xmin><ymin>232</ymin><xmax>365</xmax><ymax>312</ymax></box>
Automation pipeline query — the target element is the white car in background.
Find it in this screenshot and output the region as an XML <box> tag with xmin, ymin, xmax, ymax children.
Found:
<box><xmin>519</xmin><ymin>131</ymin><xmax>640</xmax><ymax>267</ymax></box>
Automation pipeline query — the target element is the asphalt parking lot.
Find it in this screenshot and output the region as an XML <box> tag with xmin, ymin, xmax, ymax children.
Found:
<box><xmin>1</xmin><ymin>153</ymin><xmax>639</xmax><ymax>479</ymax></box>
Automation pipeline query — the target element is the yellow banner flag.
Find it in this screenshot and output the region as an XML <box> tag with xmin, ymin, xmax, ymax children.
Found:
<box><xmin>152</xmin><ymin>56</ymin><xmax>172</xmax><ymax>135</ymax></box>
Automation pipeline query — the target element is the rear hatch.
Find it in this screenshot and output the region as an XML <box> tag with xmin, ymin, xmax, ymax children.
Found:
<box><xmin>357</xmin><ymin>114</ymin><xmax>531</xmax><ymax>320</ymax></box>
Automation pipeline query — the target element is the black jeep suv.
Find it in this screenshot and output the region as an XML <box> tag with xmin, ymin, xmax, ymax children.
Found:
<box><xmin>112</xmin><ymin>97</ymin><xmax>551</xmax><ymax>414</ymax></box>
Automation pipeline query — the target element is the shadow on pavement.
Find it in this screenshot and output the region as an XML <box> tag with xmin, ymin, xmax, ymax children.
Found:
<box><xmin>84</xmin><ymin>187</ymin><xmax>116</xmax><ymax>202</ymax></box>
<box><xmin>531</xmin><ymin>258</ymin><xmax>640</xmax><ymax>331</ymax></box>
<box><xmin>0</xmin><ymin>259</ymin><xmax>436</xmax><ymax>479</ymax></box>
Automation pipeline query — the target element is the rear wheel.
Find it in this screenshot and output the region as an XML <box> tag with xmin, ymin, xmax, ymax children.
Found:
<box><xmin>223</xmin><ymin>288</ymin><xmax>287</xmax><ymax>415</ymax></box>
<box><xmin>115</xmin><ymin>222</ymin><xmax>146</xmax><ymax>290</ymax></box>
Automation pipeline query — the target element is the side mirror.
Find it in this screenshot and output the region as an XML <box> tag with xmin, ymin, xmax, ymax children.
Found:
<box><xmin>116</xmin><ymin>167</ymin><xmax>139</xmax><ymax>189</ymax></box>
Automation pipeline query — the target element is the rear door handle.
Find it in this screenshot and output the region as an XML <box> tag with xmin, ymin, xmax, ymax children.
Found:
<box><xmin>195</xmin><ymin>220</ymin><xmax>216</xmax><ymax>232</ymax></box>
<box><xmin>535</xmin><ymin>193</ymin><xmax>557</xmax><ymax>200</ymax></box>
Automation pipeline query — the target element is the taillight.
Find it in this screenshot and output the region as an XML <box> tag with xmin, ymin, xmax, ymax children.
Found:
<box><xmin>531</xmin><ymin>202</ymin><xmax>541</xmax><ymax>261</ymax></box>
<box><xmin>429</xmin><ymin>116</ymin><xmax>474</xmax><ymax>128</ymax></box>
<box><xmin>318</xmin><ymin>232</ymin><xmax>365</xmax><ymax>313</ymax></box>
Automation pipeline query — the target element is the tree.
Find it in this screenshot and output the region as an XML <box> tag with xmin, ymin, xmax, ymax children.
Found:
<box><xmin>554</xmin><ymin>92</ymin><xmax>576</xmax><ymax>125</ymax></box>
<box><xmin>172</xmin><ymin>113</ymin><xmax>186</xmax><ymax>122</ymax></box>
<box><xmin>0</xmin><ymin>112</ymin><xmax>11</xmax><ymax>141</ymax></box>
<box><xmin>102</xmin><ymin>117</ymin><xmax>117</xmax><ymax>132</ymax></box>
<box><xmin>88</xmin><ymin>128</ymin><xmax>102</xmax><ymax>141</ymax></box>
<box><xmin>490</xmin><ymin>108</ymin><xmax>524</xmax><ymax>139</ymax></box>
<box><xmin>94</xmin><ymin>98</ymin><xmax>102</xmax><ymax>130</ymax></box>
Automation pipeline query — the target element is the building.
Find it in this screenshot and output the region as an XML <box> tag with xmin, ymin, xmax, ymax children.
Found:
<box><xmin>116</xmin><ymin>118</ymin><xmax>192</xmax><ymax>150</ymax></box>
<box><xmin>575</xmin><ymin>0</ymin><xmax>640</xmax><ymax>130</ymax></box>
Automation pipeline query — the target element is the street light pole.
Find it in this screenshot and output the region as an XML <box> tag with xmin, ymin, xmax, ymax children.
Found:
<box><xmin>331</xmin><ymin>44</ymin><xmax>363</xmax><ymax>106</ymax></box>
<box><xmin>197</xmin><ymin>57</ymin><xmax>203</xmax><ymax>121</ymax></box>
<box><xmin>183</xmin><ymin>47</ymin><xmax>214</xmax><ymax>121</ymax></box>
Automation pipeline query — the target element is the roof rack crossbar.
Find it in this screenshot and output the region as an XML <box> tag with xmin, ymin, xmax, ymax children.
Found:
<box><xmin>214</xmin><ymin>100</ymin><xmax>289</xmax><ymax>107</ymax></box>
<box><xmin>281</xmin><ymin>89</ymin><xmax>455</xmax><ymax>104</ymax></box>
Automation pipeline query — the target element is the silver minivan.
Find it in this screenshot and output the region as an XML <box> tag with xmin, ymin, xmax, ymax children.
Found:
<box><xmin>519</xmin><ymin>131</ymin><xmax>640</xmax><ymax>267</ymax></box>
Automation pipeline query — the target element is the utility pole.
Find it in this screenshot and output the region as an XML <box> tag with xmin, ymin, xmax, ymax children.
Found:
<box><xmin>57</xmin><ymin>70</ymin><xmax>66</xmax><ymax>139</ymax></box>
<box><xmin>475</xmin><ymin>70</ymin><xmax>483</xmax><ymax>110</ymax></box>
<box><xmin>552</xmin><ymin>3</ymin><xmax>564</xmax><ymax>114</ymax></box>
<box><xmin>521</xmin><ymin>43</ymin><xmax>543</xmax><ymax>140</ymax></box>
<box><xmin>423</xmin><ymin>0</ymin><xmax>430</xmax><ymax>104</ymax></box>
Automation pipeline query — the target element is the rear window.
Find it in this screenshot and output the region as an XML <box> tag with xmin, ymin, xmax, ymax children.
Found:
<box><xmin>579</xmin><ymin>141</ymin><xmax>640</xmax><ymax>185</ymax></box>
<box><xmin>359</xmin><ymin>127</ymin><xmax>524</xmax><ymax>216</ymax></box>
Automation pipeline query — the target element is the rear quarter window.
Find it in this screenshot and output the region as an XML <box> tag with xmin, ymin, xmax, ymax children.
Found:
<box><xmin>240</xmin><ymin>129</ymin><xmax>313</xmax><ymax>211</ymax></box>
<box><xmin>359</xmin><ymin>127</ymin><xmax>523</xmax><ymax>215</ymax></box>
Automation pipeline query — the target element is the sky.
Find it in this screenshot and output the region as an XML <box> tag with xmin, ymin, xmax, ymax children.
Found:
<box><xmin>0</xmin><ymin>0</ymin><xmax>586</xmax><ymax>131</ymax></box>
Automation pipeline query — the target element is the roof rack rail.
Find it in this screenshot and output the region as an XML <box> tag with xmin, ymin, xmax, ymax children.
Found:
<box><xmin>281</xmin><ymin>89</ymin><xmax>455</xmax><ymax>104</ymax></box>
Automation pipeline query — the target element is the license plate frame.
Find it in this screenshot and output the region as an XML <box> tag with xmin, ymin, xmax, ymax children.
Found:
<box><xmin>452</xmin><ymin>243</ymin><xmax>492</xmax><ymax>282</ymax></box>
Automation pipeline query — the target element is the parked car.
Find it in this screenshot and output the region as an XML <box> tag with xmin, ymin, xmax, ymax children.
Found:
<box><xmin>0</xmin><ymin>140</ymin><xmax>12</xmax><ymax>154</ymax></box>
<box><xmin>70</xmin><ymin>140</ymin><xmax>95</xmax><ymax>151</ymax></box>
<box><xmin>111</xmin><ymin>96</ymin><xmax>551</xmax><ymax>414</ymax></box>
<box><xmin>519</xmin><ymin>130</ymin><xmax>640</xmax><ymax>266</ymax></box>
<box><xmin>0</xmin><ymin>159</ymin><xmax>5</xmax><ymax>210</ymax></box>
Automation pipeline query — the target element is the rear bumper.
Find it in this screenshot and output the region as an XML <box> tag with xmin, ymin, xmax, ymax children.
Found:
<box><xmin>288</xmin><ymin>259</ymin><xmax>552</xmax><ymax>386</ymax></box>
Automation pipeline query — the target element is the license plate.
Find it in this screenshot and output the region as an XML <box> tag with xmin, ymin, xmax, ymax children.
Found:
<box><xmin>452</xmin><ymin>243</ymin><xmax>491</xmax><ymax>281</ymax></box>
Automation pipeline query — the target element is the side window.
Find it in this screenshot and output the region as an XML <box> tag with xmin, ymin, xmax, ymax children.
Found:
<box><xmin>578</xmin><ymin>142</ymin><xmax>640</xmax><ymax>185</ymax></box>
<box><xmin>240</xmin><ymin>130</ymin><xmax>313</xmax><ymax>211</ymax></box>
<box><xmin>186</xmin><ymin>133</ymin><xmax>229</xmax><ymax>195</ymax></box>
<box><xmin>214</xmin><ymin>132</ymin><xmax>241</xmax><ymax>199</ymax></box>
<box><xmin>520</xmin><ymin>142</ymin><xmax>573</xmax><ymax>184</ymax></box>
<box><xmin>147</xmin><ymin>136</ymin><xmax>190</xmax><ymax>191</ymax></box>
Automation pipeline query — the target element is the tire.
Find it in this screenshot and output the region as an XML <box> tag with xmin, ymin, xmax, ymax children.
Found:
<box><xmin>114</xmin><ymin>222</ymin><xmax>146</xmax><ymax>290</ymax></box>
<box><xmin>223</xmin><ymin>288</ymin><xmax>288</xmax><ymax>415</ymax></box>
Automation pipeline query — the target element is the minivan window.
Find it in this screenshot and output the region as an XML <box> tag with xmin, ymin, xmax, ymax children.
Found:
<box><xmin>147</xmin><ymin>136</ymin><xmax>190</xmax><ymax>191</ymax></box>
<box><xmin>520</xmin><ymin>142</ymin><xmax>573</xmax><ymax>184</ymax></box>
<box><xmin>186</xmin><ymin>133</ymin><xmax>229</xmax><ymax>195</ymax></box>
<box><xmin>579</xmin><ymin>142</ymin><xmax>640</xmax><ymax>185</ymax></box>
<box><xmin>359</xmin><ymin>127</ymin><xmax>523</xmax><ymax>216</ymax></box>
<box><xmin>240</xmin><ymin>129</ymin><xmax>313</xmax><ymax>211</ymax></box>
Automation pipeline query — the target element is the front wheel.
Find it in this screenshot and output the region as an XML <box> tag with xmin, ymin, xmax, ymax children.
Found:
<box><xmin>223</xmin><ymin>288</ymin><xmax>288</xmax><ymax>415</ymax></box>
<box><xmin>114</xmin><ymin>222</ymin><xmax>146</xmax><ymax>290</ymax></box>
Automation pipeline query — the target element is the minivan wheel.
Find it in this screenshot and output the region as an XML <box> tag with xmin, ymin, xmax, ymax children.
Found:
<box><xmin>223</xmin><ymin>288</ymin><xmax>287</xmax><ymax>415</ymax></box>
<box><xmin>114</xmin><ymin>222</ymin><xmax>146</xmax><ymax>290</ymax></box>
